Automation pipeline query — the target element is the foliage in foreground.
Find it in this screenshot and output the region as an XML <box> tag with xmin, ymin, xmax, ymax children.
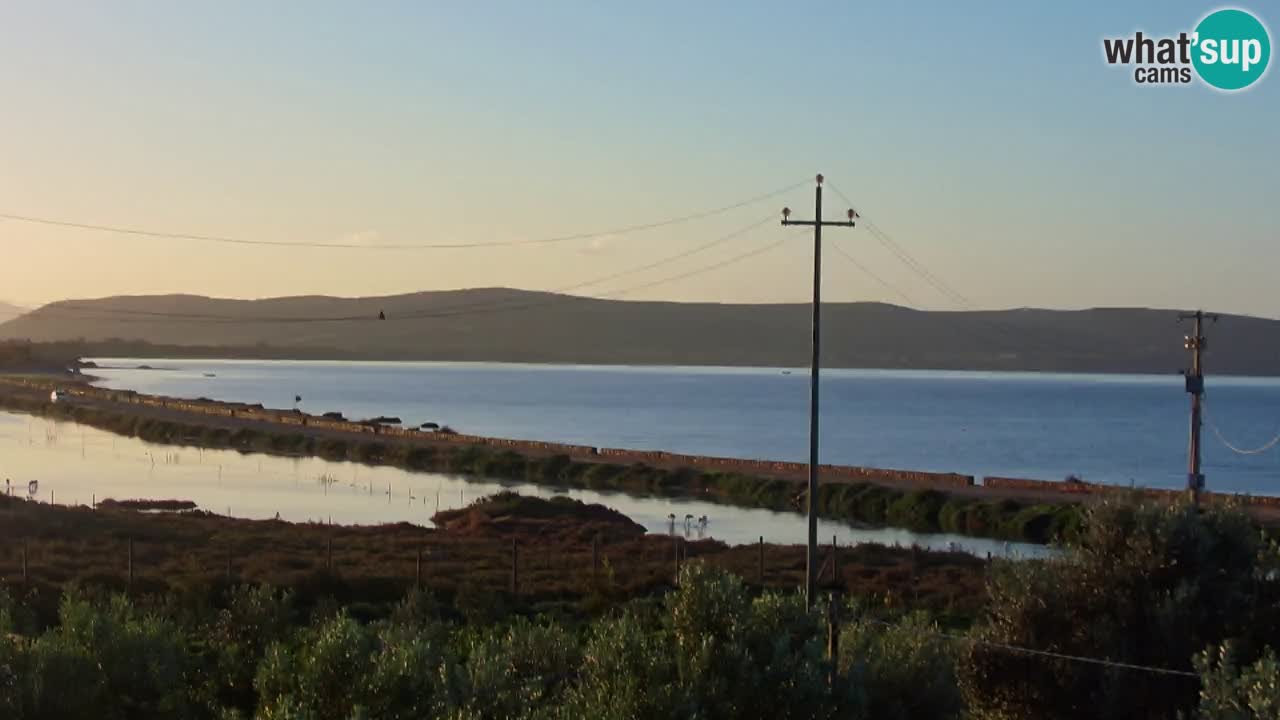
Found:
<box><xmin>961</xmin><ymin>497</ymin><xmax>1280</xmax><ymax>720</ymax></box>
<box><xmin>0</xmin><ymin>564</ymin><xmax>959</xmax><ymax>720</ymax></box>
<box><xmin>7</xmin><ymin>498</ymin><xmax>1280</xmax><ymax>719</ymax></box>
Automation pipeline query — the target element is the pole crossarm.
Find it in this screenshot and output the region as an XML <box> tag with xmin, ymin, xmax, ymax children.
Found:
<box><xmin>782</xmin><ymin>220</ymin><xmax>857</xmax><ymax>228</ymax></box>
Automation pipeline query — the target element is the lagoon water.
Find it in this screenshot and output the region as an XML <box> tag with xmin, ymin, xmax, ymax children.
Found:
<box><xmin>0</xmin><ymin>412</ymin><xmax>1041</xmax><ymax>557</ymax></box>
<box><xmin>87</xmin><ymin>359</ymin><xmax>1280</xmax><ymax>495</ymax></box>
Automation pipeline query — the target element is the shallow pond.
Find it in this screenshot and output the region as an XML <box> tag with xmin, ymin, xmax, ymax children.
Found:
<box><xmin>0</xmin><ymin>411</ymin><xmax>1048</xmax><ymax>558</ymax></box>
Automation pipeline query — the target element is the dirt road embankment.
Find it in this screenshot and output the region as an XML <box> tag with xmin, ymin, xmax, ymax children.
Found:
<box><xmin>0</xmin><ymin>375</ymin><xmax>978</xmax><ymax>493</ymax></box>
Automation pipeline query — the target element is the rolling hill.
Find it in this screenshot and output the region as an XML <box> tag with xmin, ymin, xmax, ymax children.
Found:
<box><xmin>1</xmin><ymin>289</ymin><xmax>1277</xmax><ymax>374</ymax></box>
<box><xmin>0</xmin><ymin>301</ymin><xmax>27</xmax><ymax>324</ymax></box>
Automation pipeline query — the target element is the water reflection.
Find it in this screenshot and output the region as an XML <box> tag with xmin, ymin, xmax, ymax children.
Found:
<box><xmin>0</xmin><ymin>412</ymin><xmax>1047</xmax><ymax>558</ymax></box>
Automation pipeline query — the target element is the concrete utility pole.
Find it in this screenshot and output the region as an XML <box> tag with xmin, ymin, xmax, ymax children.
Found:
<box><xmin>1179</xmin><ymin>310</ymin><xmax>1218</xmax><ymax>507</ymax></box>
<box><xmin>782</xmin><ymin>174</ymin><xmax>857</xmax><ymax>608</ymax></box>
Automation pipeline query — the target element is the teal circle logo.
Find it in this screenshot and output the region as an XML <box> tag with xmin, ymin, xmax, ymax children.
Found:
<box><xmin>1192</xmin><ymin>8</ymin><xmax>1271</xmax><ymax>91</ymax></box>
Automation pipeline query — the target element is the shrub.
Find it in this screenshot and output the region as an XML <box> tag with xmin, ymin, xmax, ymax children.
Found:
<box><xmin>459</xmin><ymin>617</ymin><xmax>580</xmax><ymax>718</ymax></box>
<box><xmin>255</xmin><ymin>614</ymin><xmax>375</xmax><ymax>720</ymax></box>
<box><xmin>886</xmin><ymin>490</ymin><xmax>948</xmax><ymax>531</ymax></box>
<box><xmin>200</xmin><ymin>585</ymin><xmax>296</xmax><ymax>715</ymax></box>
<box><xmin>840</xmin><ymin>611</ymin><xmax>962</xmax><ymax>720</ymax></box>
<box><xmin>1195</xmin><ymin>642</ymin><xmax>1280</xmax><ymax>719</ymax></box>
<box><xmin>559</xmin><ymin>611</ymin><xmax>678</xmax><ymax>719</ymax></box>
<box><xmin>21</xmin><ymin>591</ymin><xmax>193</xmax><ymax>720</ymax></box>
<box><xmin>360</xmin><ymin>623</ymin><xmax>458</xmax><ymax>720</ymax></box>
<box><xmin>960</xmin><ymin>498</ymin><xmax>1277</xmax><ymax>720</ymax></box>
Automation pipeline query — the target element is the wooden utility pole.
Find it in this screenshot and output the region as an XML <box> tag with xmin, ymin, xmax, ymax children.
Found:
<box><xmin>1179</xmin><ymin>310</ymin><xmax>1218</xmax><ymax>507</ymax></box>
<box><xmin>782</xmin><ymin>174</ymin><xmax>858</xmax><ymax>608</ymax></box>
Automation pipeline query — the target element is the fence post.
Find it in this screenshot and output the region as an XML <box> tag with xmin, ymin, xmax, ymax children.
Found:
<box><xmin>127</xmin><ymin>538</ymin><xmax>134</xmax><ymax>592</ymax></box>
<box><xmin>326</xmin><ymin>537</ymin><xmax>333</xmax><ymax>575</ymax></box>
<box><xmin>832</xmin><ymin>535</ymin><xmax>839</xmax><ymax>587</ymax></box>
<box><xmin>758</xmin><ymin>535</ymin><xmax>764</xmax><ymax>585</ymax></box>
<box><xmin>416</xmin><ymin>547</ymin><xmax>423</xmax><ymax>589</ymax></box>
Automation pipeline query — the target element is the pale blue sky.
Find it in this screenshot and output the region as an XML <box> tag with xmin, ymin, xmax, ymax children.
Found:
<box><xmin>0</xmin><ymin>1</ymin><xmax>1276</xmax><ymax>316</ymax></box>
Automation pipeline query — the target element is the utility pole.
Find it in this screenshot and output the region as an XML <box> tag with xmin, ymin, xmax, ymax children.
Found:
<box><xmin>782</xmin><ymin>174</ymin><xmax>857</xmax><ymax>608</ymax></box>
<box><xmin>1179</xmin><ymin>310</ymin><xmax>1218</xmax><ymax>507</ymax></box>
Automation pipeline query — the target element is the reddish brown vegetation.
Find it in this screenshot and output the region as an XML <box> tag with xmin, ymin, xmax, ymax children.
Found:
<box><xmin>0</xmin><ymin>493</ymin><xmax>987</xmax><ymax>618</ymax></box>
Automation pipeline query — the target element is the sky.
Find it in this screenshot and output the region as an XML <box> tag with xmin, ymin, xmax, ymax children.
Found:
<box><xmin>0</xmin><ymin>1</ymin><xmax>1277</xmax><ymax>316</ymax></box>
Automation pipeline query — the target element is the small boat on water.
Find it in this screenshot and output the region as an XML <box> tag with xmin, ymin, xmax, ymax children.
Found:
<box><xmin>203</xmin><ymin>373</ymin><xmax>216</xmax><ymax>378</ymax></box>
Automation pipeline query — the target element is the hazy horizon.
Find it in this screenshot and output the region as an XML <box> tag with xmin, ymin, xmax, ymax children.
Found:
<box><xmin>2</xmin><ymin>1</ymin><xmax>1276</xmax><ymax>317</ymax></box>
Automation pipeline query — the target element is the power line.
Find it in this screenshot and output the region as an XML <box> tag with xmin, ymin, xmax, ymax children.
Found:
<box><xmin>824</xmin><ymin>182</ymin><xmax>1092</xmax><ymax>361</ymax></box>
<box><xmin>1204</xmin><ymin>395</ymin><xmax>1280</xmax><ymax>456</ymax></box>
<box><xmin>605</xmin><ymin>236</ymin><xmax>785</xmax><ymax>299</ymax></box>
<box><xmin>864</xmin><ymin>618</ymin><xmax>1198</xmax><ymax>678</ymax></box>
<box><xmin>0</xmin><ymin>180</ymin><xmax>806</xmax><ymax>251</ymax></box>
<box><xmin>827</xmin><ymin>182</ymin><xmax>974</xmax><ymax>308</ymax></box>
<box><xmin>829</xmin><ymin>240</ymin><xmax>920</xmax><ymax>308</ymax></box>
<box><xmin>25</xmin><ymin>223</ymin><xmax>786</xmax><ymax>326</ymax></box>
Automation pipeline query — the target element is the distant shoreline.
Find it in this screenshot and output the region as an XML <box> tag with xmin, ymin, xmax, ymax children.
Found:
<box><xmin>82</xmin><ymin>354</ymin><xmax>1219</xmax><ymax>381</ymax></box>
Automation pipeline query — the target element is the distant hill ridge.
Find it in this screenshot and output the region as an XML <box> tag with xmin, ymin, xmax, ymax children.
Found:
<box><xmin>0</xmin><ymin>301</ymin><xmax>26</xmax><ymax>323</ymax></box>
<box><xmin>2</xmin><ymin>288</ymin><xmax>1278</xmax><ymax>375</ymax></box>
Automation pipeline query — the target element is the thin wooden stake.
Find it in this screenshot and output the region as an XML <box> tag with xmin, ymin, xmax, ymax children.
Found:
<box><xmin>758</xmin><ymin>535</ymin><xmax>765</xmax><ymax>585</ymax></box>
<box><xmin>415</xmin><ymin>547</ymin><xmax>422</xmax><ymax>589</ymax></box>
<box><xmin>326</xmin><ymin>537</ymin><xmax>333</xmax><ymax>574</ymax></box>
<box><xmin>832</xmin><ymin>535</ymin><xmax>839</xmax><ymax>587</ymax></box>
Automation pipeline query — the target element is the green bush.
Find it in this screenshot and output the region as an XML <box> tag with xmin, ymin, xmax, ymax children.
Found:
<box><xmin>459</xmin><ymin>617</ymin><xmax>580</xmax><ymax>718</ymax></box>
<box><xmin>1195</xmin><ymin>642</ymin><xmax>1280</xmax><ymax>719</ymax></box>
<box><xmin>255</xmin><ymin>614</ymin><xmax>374</xmax><ymax>720</ymax></box>
<box><xmin>960</xmin><ymin>498</ymin><xmax>1274</xmax><ymax>720</ymax></box>
<box><xmin>886</xmin><ymin>490</ymin><xmax>948</xmax><ymax>531</ymax></box>
<box><xmin>559</xmin><ymin>611</ymin><xmax>678</xmax><ymax>719</ymax></box>
<box><xmin>21</xmin><ymin>591</ymin><xmax>193</xmax><ymax>720</ymax></box>
<box><xmin>840</xmin><ymin>611</ymin><xmax>962</xmax><ymax>720</ymax></box>
<box><xmin>200</xmin><ymin>585</ymin><xmax>296</xmax><ymax>715</ymax></box>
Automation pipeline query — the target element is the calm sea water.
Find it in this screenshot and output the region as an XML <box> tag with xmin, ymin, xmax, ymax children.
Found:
<box><xmin>0</xmin><ymin>412</ymin><xmax>1039</xmax><ymax>556</ymax></box>
<box><xmin>85</xmin><ymin>359</ymin><xmax>1280</xmax><ymax>496</ymax></box>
